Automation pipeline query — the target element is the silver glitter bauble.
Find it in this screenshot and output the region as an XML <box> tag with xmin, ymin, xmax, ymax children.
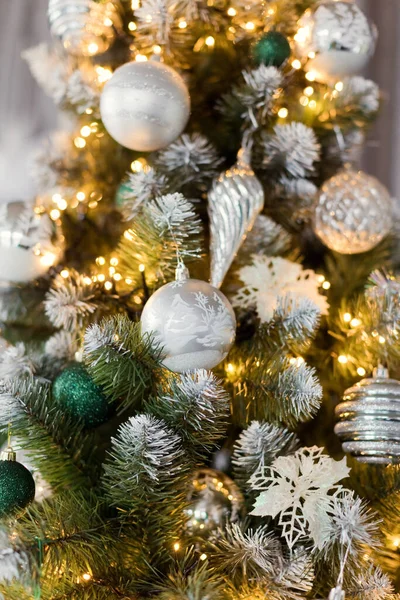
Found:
<box><xmin>335</xmin><ymin>367</ymin><xmax>400</xmax><ymax>464</ymax></box>
<box><xmin>208</xmin><ymin>149</ymin><xmax>264</xmax><ymax>288</ymax></box>
<box><xmin>0</xmin><ymin>202</ymin><xmax>62</xmax><ymax>284</ymax></box>
<box><xmin>100</xmin><ymin>61</ymin><xmax>190</xmax><ymax>152</ymax></box>
<box><xmin>140</xmin><ymin>265</ymin><xmax>236</xmax><ymax>373</ymax></box>
<box><xmin>48</xmin><ymin>0</ymin><xmax>122</xmax><ymax>57</ymax></box>
<box><xmin>185</xmin><ymin>468</ymin><xmax>245</xmax><ymax>538</ymax></box>
<box><xmin>314</xmin><ymin>167</ymin><xmax>392</xmax><ymax>254</ymax></box>
<box><xmin>295</xmin><ymin>1</ymin><xmax>376</xmax><ymax>83</ymax></box>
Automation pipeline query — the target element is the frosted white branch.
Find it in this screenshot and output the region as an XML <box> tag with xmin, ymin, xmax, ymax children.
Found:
<box><xmin>262</xmin><ymin>122</ymin><xmax>320</xmax><ymax>178</ymax></box>
<box><xmin>0</xmin><ymin>343</ymin><xmax>35</xmax><ymax>382</ymax></box>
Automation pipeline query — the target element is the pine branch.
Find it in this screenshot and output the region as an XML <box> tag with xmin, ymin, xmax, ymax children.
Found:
<box><xmin>0</xmin><ymin>378</ymin><xmax>96</xmax><ymax>491</ymax></box>
<box><xmin>208</xmin><ymin>523</ymin><xmax>283</xmax><ymax>585</ymax></box>
<box><xmin>230</xmin><ymin>353</ymin><xmax>322</xmax><ymax>429</ymax></box>
<box><xmin>144</xmin><ymin>370</ymin><xmax>229</xmax><ymax>460</ymax></box>
<box><xmin>102</xmin><ymin>414</ymin><xmax>189</xmax><ymax>508</ymax></box>
<box><xmin>116</xmin><ymin>193</ymin><xmax>202</xmax><ymax>288</ymax></box>
<box><xmin>265</xmin><ymin>295</ymin><xmax>321</xmax><ymax>355</ymax></box>
<box><xmin>232</xmin><ymin>421</ymin><xmax>299</xmax><ymax>488</ymax></box>
<box><xmin>84</xmin><ymin>315</ymin><xmax>164</xmax><ymax>411</ymax></box>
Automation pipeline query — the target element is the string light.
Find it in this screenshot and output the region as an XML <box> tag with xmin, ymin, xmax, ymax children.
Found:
<box><xmin>98</xmin><ymin>274</ymin><xmax>105</xmax><ymax>282</ymax></box>
<box><xmin>304</xmin><ymin>86</ymin><xmax>314</xmax><ymax>96</ymax></box>
<box><xmin>305</xmin><ymin>71</ymin><xmax>316</xmax><ymax>82</ymax></box>
<box><xmin>128</xmin><ymin>21</ymin><xmax>137</xmax><ymax>31</ymax></box>
<box><xmin>199</xmin><ymin>553</ymin><xmax>207</xmax><ymax>561</ymax></box>
<box><xmin>291</xmin><ymin>59</ymin><xmax>301</xmax><ymax>69</ymax></box>
<box><xmin>205</xmin><ymin>36</ymin><xmax>215</xmax><ymax>47</ymax></box>
<box><xmin>104</xmin><ymin>281</ymin><xmax>113</xmax><ymax>291</ymax></box>
<box><xmin>135</xmin><ymin>54</ymin><xmax>148</xmax><ymax>62</ymax></box>
<box><xmin>308</xmin><ymin>99</ymin><xmax>317</xmax><ymax>109</ymax></box>
<box><xmin>87</xmin><ymin>43</ymin><xmax>99</xmax><ymax>55</ymax></box>
<box><xmin>338</xmin><ymin>355</ymin><xmax>348</xmax><ymax>364</ymax></box>
<box><xmin>82</xmin><ymin>573</ymin><xmax>92</xmax><ymax>582</ymax></box>
<box><xmin>50</xmin><ymin>209</ymin><xmax>61</xmax><ymax>220</ymax></box>
<box><xmin>379</xmin><ymin>336</ymin><xmax>386</xmax><ymax>344</ymax></box>
<box><xmin>322</xmin><ymin>281</ymin><xmax>331</xmax><ymax>290</ymax></box>
<box><xmin>300</xmin><ymin>96</ymin><xmax>309</xmax><ymax>107</ymax></box>
<box><xmin>40</xmin><ymin>252</ymin><xmax>56</xmax><ymax>267</ymax></box>
<box><xmin>227</xmin><ymin>7</ymin><xmax>236</xmax><ymax>15</ymax></box>
<box><xmin>74</xmin><ymin>137</ymin><xmax>86</xmax><ymax>149</ymax></box>
<box><xmin>95</xmin><ymin>66</ymin><xmax>112</xmax><ymax>83</ymax></box>
<box><xmin>96</xmin><ymin>257</ymin><xmax>106</xmax><ymax>266</ymax></box>
<box><xmin>350</xmin><ymin>318</ymin><xmax>361</xmax><ymax>327</ymax></box>
<box><xmin>76</xmin><ymin>191</ymin><xmax>86</xmax><ymax>201</ymax></box>
<box><xmin>139</xmin><ymin>264</ymin><xmax>145</xmax><ymax>272</ymax></box>
<box><xmin>357</xmin><ymin>367</ymin><xmax>366</xmax><ymax>377</ymax></box>
<box><xmin>60</xmin><ymin>269</ymin><xmax>69</xmax><ymax>279</ymax></box>
<box><xmin>80</xmin><ymin>126</ymin><xmax>91</xmax><ymax>137</ymax></box>
<box><xmin>110</xmin><ymin>257</ymin><xmax>119</xmax><ymax>266</ymax></box>
<box><xmin>226</xmin><ymin>363</ymin><xmax>235</xmax><ymax>374</ymax></box>
<box><xmin>173</xmin><ymin>542</ymin><xmax>180</xmax><ymax>551</ymax></box>
<box><xmin>278</xmin><ymin>107</ymin><xmax>288</xmax><ymax>118</ymax></box>
<box><xmin>335</xmin><ymin>81</ymin><xmax>344</xmax><ymax>92</ymax></box>
<box><xmin>131</xmin><ymin>0</ymin><xmax>140</xmax><ymax>8</ymax></box>
<box><xmin>178</xmin><ymin>19</ymin><xmax>187</xmax><ymax>28</ymax></box>
<box><xmin>244</xmin><ymin>21</ymin><xmax>255</xmax><ymax>31</ymax></box>
<box><xmin>343</xmin><ymin>313</ymin><xmax>352</xmax><ymax>323</ymax></box>
<box><xmin>152</xmin><ymin>44</ymin><xmax>162</xmax><ymax>54</ymax></box>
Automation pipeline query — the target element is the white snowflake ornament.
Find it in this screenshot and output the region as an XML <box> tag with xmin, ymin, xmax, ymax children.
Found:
<box><xmin>233</xmin><ymin>255</ymin><xmax>329</xmax><ymax>323</ymax></box>
<box><xmin>250</xmin><ymin>446</ymin><xmax>350</xmax><ymax>549</ymax></box>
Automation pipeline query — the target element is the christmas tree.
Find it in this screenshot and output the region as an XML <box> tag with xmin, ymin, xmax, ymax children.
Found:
<box><xmin>1</xmin><ymin>0</ymin><xmax>399</xmax><ymax>598</ymax></box>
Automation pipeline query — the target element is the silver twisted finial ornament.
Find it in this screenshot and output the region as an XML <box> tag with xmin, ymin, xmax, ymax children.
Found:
<box><xmin>335</xmin><ymin>366</ymin><xmax>400</xmax><ymax>464</ymax></box>
<box><xmin>208</xmin><ymin>148</ymin><xmax>264</xmax><ymax>288</ymax></box>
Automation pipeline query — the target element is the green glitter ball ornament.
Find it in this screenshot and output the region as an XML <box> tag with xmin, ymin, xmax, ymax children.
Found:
<box><xmin>253</xmin><ymin>31</ymin><xmax>291</xmax><ymax>67</ymax></box>
<box><xmin>115</xmin><ymin>180</ymin><xmax>132</xmax><ymax>207</ymax></box>
<box><xmin>0</xmin><ymin>458</ymin><xmax>35</xmax><ymax>517</ymax></box>
<box><xmin>52</xmin><ymin>362</ymin><xmax>109</xmax><ymax>428</ymax></box>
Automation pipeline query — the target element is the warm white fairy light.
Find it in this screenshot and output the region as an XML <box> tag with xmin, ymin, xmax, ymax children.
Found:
<box><xmin>139</xmin><ymin>264</ymin><xmax>145</xmax><ymax>272</ymax></box>
<box><xmin>50</xmin><ymin>209</ymin><xmax>61</xmax><ymax>220</ymax></box>
<box><xmin>128</xmin><ymin>21</ymin><xmax>137</xmax><ymax>31</ymax></box>
<box><xmin>74</xmin><ymin>137</ymin><xmax>86</xmax><ymax>149</ymax></box>
<box><xmin>205</xmin><ymin>36</ymin><xmax>215</xmax><ymax>47</ymax></box>
<box><xmin>76</xmin><ymin>191</ymin><xmax>86</xmax><ymax>201</ymax></box>
<box><xmin>278</xmin><ymin>107</ymin><xmax>288</xmax><ymax>118</ymax></box>
<box><xmin>178</xmin><ymin>19</ymin><xmax>187</xmax><ymax>29</ymax></box>
<box><xmin>338</xmin><ymin>355</ymin><xmax>348</xmax><ymax>364</ymax></box>
<box><xmin>304</xmin><ymin>86</ymin><xmax>314</xmax><ymax>96</ymax></box>
<box><xmin>173</xmin><ymin>542</ymin><xmax>180</xmax><ymax>551</ymax></box>
<box><xmin>357</xmin><ymin>367</ymin><xmax>366</xmax><ymax>376</ymax></box>
<box><xmin>322</xmin><ymin>281</ymin><xmax>331</xmax><ymax>290</ymax></box>
<box><xmin>60</xmin><ymin>269</ymin><xmax>69</xmax><ymax>279</ymax></box>
<box><xmin>350</xmin><ymin>318</ymin><xmax>361</xmax><ymax>327</ymax></box>
<box><xmin>305</xmin><ymin>71</ymin><xmax>316</xmax><ymax>82</ymax></box>
<box><xmin>227</xmin><ymin>7</ymin><xmax>236</xmax><ymax>16</ymax></box>
<box><xmin>343</xmin><ymin>313</ymin><xmax>352</xmax><ymax>323</ymax></box>
<box><xmin>87</xmin><ymin>43</ymin><xmax>99</xmax><ymax>55</ymax></box>
<box><xmin>335</xmin><ymin>81</ymin><xmax>344</xmax><ymax>92</ymax></box>
<box><xmin>292</xmin><ymin>59</ymin><xmax>302</xmax><ymax>69</ymax></box>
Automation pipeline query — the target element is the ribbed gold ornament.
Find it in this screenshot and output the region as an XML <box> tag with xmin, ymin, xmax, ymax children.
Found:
<box><xmin>335</xmin><ymin>367</ymin><xmax>400</xmax><ymax>464</ymax></box>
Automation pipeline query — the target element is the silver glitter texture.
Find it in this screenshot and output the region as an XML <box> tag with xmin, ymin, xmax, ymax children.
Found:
<box><xmin>295</xmin><ymin>1</ymin><xmax>376</xmax><ymax>83</ymax></box>
<box><xmin>48</xmin><ymin>0</ymin><xmax>122</xmax><ymax>57</ymax></box>
<box><xmin>100</xmin><ymin>61</ymin><xmax>190</xmax><ymax>152</ymax></box>
<box><xmin>314</xmin><ymin>167</ymin><xmax>392</xmax><ymax>254</ymax></box>
<box><xmin>335</xmin><ymin>367</ymin><xmax>400</xmax><ymax>464</ymax></box>
<box><xmin>208</xmin><ymin>150</ymin><xmax>264</xmax><ymax>288</ymax></box>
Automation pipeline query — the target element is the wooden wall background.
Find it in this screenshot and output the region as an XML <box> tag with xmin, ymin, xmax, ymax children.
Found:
<box><xmin>0</xmin><ymin>0</ymin><xmax>399</xmax><ymax>201</ymax></box>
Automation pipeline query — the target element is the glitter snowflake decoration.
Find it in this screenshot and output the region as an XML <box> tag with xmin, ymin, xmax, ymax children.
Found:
<box><xmin>233</xmin><ymin>255</ymin><xmax>329</xmax><ymax>322</ymax></box>
<box><xmin>250</xmin><ymin>446</ymin><xmax>350</xmax><ymax>549</ymax></box>
<box><xmin>262</xmin><ymin>122</ymin><xmax>320</xmax><ymax>178</ymax></box>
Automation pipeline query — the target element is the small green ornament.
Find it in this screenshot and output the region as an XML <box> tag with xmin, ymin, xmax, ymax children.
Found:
<box><xmin>115</xmin><ymin>180</ymin><xmax>133</xmax><ymax>207</ymax></box>
<box><xmin>52</xmin><ymin>362</ymin><xmax>109</xmax><ymax>427</ymax></box>
<box><xmin>0</xmin><ymin>452</ymin><xmax>35</xmax><ymax>517</ymax></box>
<box><xmin>253</xmin><ymin>31</ymin><xmax>291</xmax><ymax>67</ymax></box>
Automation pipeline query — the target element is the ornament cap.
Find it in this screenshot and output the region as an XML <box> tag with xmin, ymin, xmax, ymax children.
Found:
<box><xmin>1</xmin><ymin>446</ymin><xmax>16</xmax><ymax>462</ymax></box>
<box><xmin>373</xmin><ymin>365</ymin><xmax>389</xmax><ymax>379</ymax></box>
<box><xmin>175</xmin><ymin>262</ymin><xmax>190</xmax><ymax>281</ymax></box>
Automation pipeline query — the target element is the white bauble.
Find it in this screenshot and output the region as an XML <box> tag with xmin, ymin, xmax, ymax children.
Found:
<box><xmin>100</xmin><ymin>61</ymin><xmax>191</xmax><ymax>152</ymax></box>
<box><xmin>141</xmin><ymin>277</ymin><xmax>236</xmax><ymax>372</ymax></box>
<box><xmin>0</xmin><ymin>201</ymin><xmax>62</xmax><ymax>284</ymax></box>
<box><xmin>295</xmin><ymin>1</ymin><xmax>376</xmax><ymax>83</ymax></box>
<box><xmin>48</xmin><ymin>0</ymin><xmax>122</xmax><ymax>57</ymax></box>
<box><xmin>314</xmin><ymin>167</ymin><xmax>392</xmax><ymax>254</ymax></box>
